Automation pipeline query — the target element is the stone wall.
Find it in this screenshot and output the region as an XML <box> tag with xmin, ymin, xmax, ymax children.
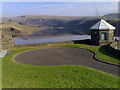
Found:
<box><xmin>91</xmin><ymin>30</ymin><xmax>114</xmax><ymax>46</ymax></box>
<box><xmin>2</xmin><ymin>34</ymin><xmax>14</xmax><ymax>49</ymax></box>
<box><xmin>91</xmin><ymin>30</ymin><xmax>99</xmax><ymax>45</ymax></box>
<box><xmin>118</xmin><ymin>41</ymin><xmax>120</xmax><ymax>50</ymax></box>
<box><xmin>109</xmin><ymin>42</ymin><xmax>120</xmax><ymax>58</ymax></box>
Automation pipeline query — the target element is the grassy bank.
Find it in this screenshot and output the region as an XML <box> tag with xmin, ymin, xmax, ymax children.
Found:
<box><xmin>2</xmin><ymin>45</ymin><xmax>119</xmax><ymax>88</ymax></box>
<box><xmin>87</xmin><ymin>45</ymin><xmax>120</xmax><ymax>65</ymax></box>
<box><xmin>61</xmin><ymin>44</ymin><xmax>120</xmax><ymax>65</ymax></box>
<box><xmin>61</xmin><ymin>44</ymin><xmax>88</xmax><ymax>48</ymax></box>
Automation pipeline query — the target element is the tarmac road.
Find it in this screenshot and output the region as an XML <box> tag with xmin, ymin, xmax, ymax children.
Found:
<box><xmin>14</xmin><ymin>47</ymin><xmax>119</xmax><ymax>76</ymax></box>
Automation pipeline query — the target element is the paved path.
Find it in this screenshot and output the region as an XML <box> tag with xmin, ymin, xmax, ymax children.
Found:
<box><xmin>14</xmin><ymin>47</ymin><xmax>119</xmax><ymax>76</ymax></box>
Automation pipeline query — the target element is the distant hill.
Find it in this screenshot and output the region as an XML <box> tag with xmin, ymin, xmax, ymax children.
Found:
<box><xmin>1</xmin><ymin>21</ymin><xmax>41</xmax><ymax>37</ymax></box>
<box><xmin>102</xmin><ymin>13</ymin><xmax>119</xmax><ymax>19</ymax></box>
<box><xmin>2</xmin><ymin>14</ymin><xmax>119</xmax><ymax>38</ymax></box>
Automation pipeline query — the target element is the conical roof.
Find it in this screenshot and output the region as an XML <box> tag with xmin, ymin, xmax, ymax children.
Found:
<box><xmin>90</xmin><ymin>19</ymin><xmax>116</xmax><ymax>30</ymax></box>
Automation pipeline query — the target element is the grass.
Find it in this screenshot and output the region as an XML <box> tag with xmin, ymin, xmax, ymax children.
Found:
<box><xmin>62</xmin><ymin>44</ymin><xmax>120</xmax><ymax>65</ymax></box>
<box><xmin>2</xmin><ymin>45</ymin><xmax>119</xmax><ymax>88</ymax></box>
<box><xmin>87</xmin><ymin>45</ymin><xmax>120</xmax><ymax>65</ymax></box>
<box><xmin>61</xmin><ymin>44</ymin><xmax>88</xmax><ymax>48</ymax></box>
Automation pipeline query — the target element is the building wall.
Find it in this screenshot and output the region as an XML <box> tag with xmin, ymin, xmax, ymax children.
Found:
<box><xmin>99</xmin><ymin>30</ymin><xmax>109</xmax><ymax>45</ymax></box>
<box><xmin>118</xmin><ymin>41</ymin><xmax>120</xmax><ymax>50</ymax></box>
<box><xmin>91</xmin><ymin>30</ymin><xmax>114</xmax><ymax>46</ymax></box>
<box><xmin>91</xmin><ymin>30</ymin><xmax>99</xmax><ymax>45</ymax></box>
<box><xmin>108</xmin><ymin>30</ymin><xmax>114</xmax><ymax>42</ymax></box>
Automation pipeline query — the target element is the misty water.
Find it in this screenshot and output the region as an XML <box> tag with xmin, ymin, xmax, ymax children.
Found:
<box><xmin>13</xmin><ymin>35</ymin><xmax>91</xmax><ymax>45</ymax></box>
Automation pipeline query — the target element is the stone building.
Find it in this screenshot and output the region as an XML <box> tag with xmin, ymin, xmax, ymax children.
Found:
<box><xmin>90</xmin><ymin>19</ymin><xmax>116</xmax><ymax>46</ymax></box>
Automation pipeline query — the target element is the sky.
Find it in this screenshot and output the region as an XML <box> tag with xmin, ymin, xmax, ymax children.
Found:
<box><xmin>1</xmin><ymin>2</ymin><xmax>118</xmax><ymax>17</ymax></box>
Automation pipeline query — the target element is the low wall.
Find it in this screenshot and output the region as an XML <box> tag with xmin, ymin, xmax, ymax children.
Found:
<box><xmin>109</xmin><ymin>42</ymin><xmax>120</xmax><ymax>58</ymax></box>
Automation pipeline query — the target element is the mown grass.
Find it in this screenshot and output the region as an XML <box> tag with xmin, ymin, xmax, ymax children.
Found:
<box><xmin>2</xmin><ymin>45</ymin><xmax>119</xmax><ymax>88</ymax></box>
<box><xmin>87</xmin><ymin>45</ymin><xmax>120</xmax><ymax>65</ymax></box>
<box><xmin>62</xmin><ymin>44</ymin><xmax>120</xmax><ymax>65</ymax></box>
<box><xmin>61</xmin><ymin>44</ymin><xmax>88</xmax><ymax>48</ymax></box>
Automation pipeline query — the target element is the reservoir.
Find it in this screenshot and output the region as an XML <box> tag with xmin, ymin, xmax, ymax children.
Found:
<box><xmin>13</xmin><ymin>35</ymin><xmax>91</xmax><ymax>45</ymax></box>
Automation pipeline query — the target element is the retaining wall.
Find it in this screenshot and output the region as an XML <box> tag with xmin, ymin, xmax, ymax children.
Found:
<box><xmin>109</xmin><ymin>42</ymin><xmax>120</xmax><ymax>58</ymax></box>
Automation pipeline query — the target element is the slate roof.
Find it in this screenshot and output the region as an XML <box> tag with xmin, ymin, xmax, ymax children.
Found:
<box><xmin>90</xmin><ymin>19</ymin><xmax>116</xmax><ymax>30</ymax></box>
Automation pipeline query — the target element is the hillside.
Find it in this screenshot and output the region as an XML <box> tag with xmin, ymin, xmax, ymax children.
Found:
<box><xmin>1</xmin><ymin>21</ymin><xmax>44</xmax><ymax>37</ymax></box>
<box><xmin>2</xmin><ymin>14</ymin><xmax>119</xmax><ymax>39</ymax></box>
<box><xmin>102</xmin><ymin>13</ymin><xmax>119</xmax><ymax>19</ymax></box>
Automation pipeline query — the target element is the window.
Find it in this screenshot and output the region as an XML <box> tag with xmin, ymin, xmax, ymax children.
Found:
<box><xmin>101</xmin><ymin>33</ymin><xmax>107</xmax><ymax>40</ymax></box>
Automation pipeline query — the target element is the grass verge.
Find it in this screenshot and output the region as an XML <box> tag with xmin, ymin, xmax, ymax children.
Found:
<box><xmin>87</xmin><ymin>45</ymin><xmax>120</xmax><ymax>65</ymax></box>
<box><xmin>2</xmin><ymin>45</ymin><xmax>119</xmax><ymax>88</ymax></box>
<box><xmin>60</xmin><ymin>44</ymin><xmax>88</xmax><ymax>48</ymax></box>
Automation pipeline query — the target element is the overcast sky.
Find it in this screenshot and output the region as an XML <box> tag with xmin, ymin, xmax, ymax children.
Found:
<box><xmin>2</xmin><ymin>2</ymin><xmax>118</xmax><ymax>17</ymax></box>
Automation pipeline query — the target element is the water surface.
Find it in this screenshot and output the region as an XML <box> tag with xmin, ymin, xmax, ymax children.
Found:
<box><xmin>14</xmin><ymin>35</ymin><xmax>91</xmax><ymax>45</ymax></box>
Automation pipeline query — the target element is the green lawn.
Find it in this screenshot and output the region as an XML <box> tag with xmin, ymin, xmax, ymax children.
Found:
<box><xmin>61</xmin><ymin>44</ymin><xmax>88</xmax><ymax>48</ymax></box>
<box><xmin>2</xmin><ymin>46</ymin><xmax>119</xmax><ymax>88</ymax></box>
<box><xmin>87</xmin><ymin>45</ymin><xmax>120</xmax><ymax>65</ymax></box>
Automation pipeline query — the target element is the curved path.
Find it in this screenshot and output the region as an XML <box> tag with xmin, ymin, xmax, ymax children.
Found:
<box><xmin>14</xmin><ymin>47</ymin><xmax>119</xmax><ymax>76</ymax></box>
